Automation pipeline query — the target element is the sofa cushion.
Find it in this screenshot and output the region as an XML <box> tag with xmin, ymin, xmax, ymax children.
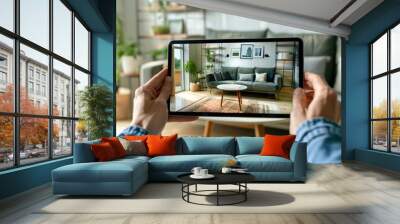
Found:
<box><xmin>221</xmin><ymin>67</ymin><xmax>238</xmax><ymax>80</ymax></box>
<box><xmin>255</xmin><ymin>67</ymin><xmax>275</xmax><ymax>82</ymax></box>
<box><xmin>260</xmin><ymin>134</ymin><xmax>296</xmax><ymax>159</ymax></box>
<box><xmin>236</xmin><ymin>137</ymin><xmax>263</xmax><ymax>155</ymax></box>
<box><xmin>149</xmin><ymin>154</ymin><xmax>235</xmax><ymax>172</ymax></box>
<box><xmin>238</xmin><ymin>67</ymin><xmax>255</xmax><ymax>75</ymax></box>
<box><xmin>251</xmin><ymin>82</ymin><xmax>277</xmax><ymax>91</ymax></box>
<box><xmin>236</xmin><ymin>155</ymin><xmax>293</xmax><ymax>172</ymax></box>
<box><xmin>52</xmin><ymin>158</ymin><xmax>148</xmax><ymax>183</ymax></box>
<box><xmin>74</xmin><ymin>140</ymin><xmax>100</xmax><ymax>163</ymax></box>
<box><xmin>255</xmin><ymin>72</ymin><xmax>267</xmax><ymax>82</ymax></box>
<box><xmin>238</xmin><ymin>73</ymin><xmax>254</xmax><ymax>81</ymax></box>
<box><xmin>222</xmin><ymin>71</ymin><xmax>233</xmax><ymax>80</ymax></box>
<box><xmin>91</xmin><ymin>142</ymin><xmax>118</xmax><ymax>162</ymax></box>
<box><xmin>177</xmin><ymin>137</ymin><xmax>235</xmax><ymax>155</ymax></box>
<box><xmin>147</xmin><ymin>134</ymin><xmax>178</xmax><ymax>157</ymax></box>
<box><xmin>213</xmin><ymin>72</ymin><xmax>223</xmax><ymax>81</ymax></box>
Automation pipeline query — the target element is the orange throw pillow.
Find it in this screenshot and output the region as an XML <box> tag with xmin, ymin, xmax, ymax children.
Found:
<box><xmin>146</xmin><ymin>134</ymin><xmax>178</xmax><ymax>157</ymax></box>
<box><xmin>91</xmin><ymin>142</ymin><xmax>117</xmax><ymax>162</ymax></box>
<box><xmin>259</xmin><ymin>134</ymin><xmax>296</xmax><ymax>159</ymax></box>
<box><xmin>124</xmin><ymin>135</ymin><xmax>148</xmax><ymax>142</ymax></box>
<box><xmin>101</xmin><ymin>137</ymin><xmax>127</xmax><ymax>158</ymax></box>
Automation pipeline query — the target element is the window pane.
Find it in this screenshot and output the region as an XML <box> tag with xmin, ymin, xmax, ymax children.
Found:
<box><xmin>391</xmin><ymin>72</ymin><xmax>400</xmax><ymax>118</ymax></box>
<box><xmin>20</xmin><ymin>44</ymin><xmax>49</xmax><ymax>115</ymax></box>
<box><xmin>53</xmin><ymin>119</ymin><xmax>72</xmax><ymax>157</ymax></box>
<box><xmin>391</xmin><ymin>120</ymin><xmax>400</xmax><ymax>153</ymax></box>
<box><xmin>20</xmin><ymin>117</ymin><xmax>49</xmax><ymax>165</ymax></box>
<box><xmin>0</xmin><ymin>0</ymin><xmax>14</xmax><ymax>31</ymax></box>
<box><xmin>75</xmin><ymin>120</ymin><xmax>88</xmax><ymax>143</ymax></box>
<box><xmin>20</xmin><ymin>0</ymin><xmax>49</xmax><ymax>49</ymax></box>
<box><xmin>74</xmin><ymin>69</ymin><xmax>89</xmax><ymax>117</ymax></box>
<box><xmin>372</xmin><ymin>33</ymin><xmax>387</xmax><ymax>76</ymax></box>
<box><xmin>372</xmin><ymin>121</ymin><xmax>388</xmax><ymax>151</ymax></box>
<box><xmin>0</xmin><ymin>116</ymin><xmax>13</xmax><ymax>170</ymax></box>
<box><xmin>372</xmin><ymin>76</ymin><xmax>387</xmax><ymax>119</ymax></box>
<box><xmin>391</xmin><ymin>24</ymin><xmax>400</xmax><ymax>70</ymax></box>
<box><xmin>75</xmin><ymin>18</ymin><xmax>89</xmax><ymax>70</ymax></box>
<box><xmin>53</xmin><ymin>59</ymin><xmax>72</xmax><ymax>117</ymax></box>
<box><xmin>53</xmin><ymin>0</ymin><xmax>72</xmax><ymax>60</ymax></box>
<box><xmin>0</xmin><ymin>35</ymin><xmax>14</xmax><ymax>112</ymax></box>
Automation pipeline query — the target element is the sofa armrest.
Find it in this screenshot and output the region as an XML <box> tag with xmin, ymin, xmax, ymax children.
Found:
<box><xmin>289</xmin><ymin>142</ymin><xmax>307</xmax><ymax>181</ymax></box>
<box><xmin>206</xmin><ymin>73</ymin><xmax>215</xmax><ymax>82</ymax></box>
<box><xmin>274</xmin><ymin>74</ymin><xmax>282</xmax><ymax>89</ymax></box>
<box><xmin>73</xmin><ymin>140</ymin><xmax>100</xmax><ymax>163</ymax></box>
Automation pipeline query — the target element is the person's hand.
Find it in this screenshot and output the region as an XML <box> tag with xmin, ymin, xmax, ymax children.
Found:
<box><xmin>131</xmin><ymin>68</ymin><xmax>197</xmax><ymax>133</ymax></box>
<box><xmin>290</xmin><ymin>72</ymin><xmax>340</xmax><ymax>134</ymax></box>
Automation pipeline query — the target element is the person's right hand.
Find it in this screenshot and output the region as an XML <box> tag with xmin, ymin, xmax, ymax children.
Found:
<box><xmin>290</xmin><ymin>72</ymin><xmax>340</xmax><ymax>134</ymax></box>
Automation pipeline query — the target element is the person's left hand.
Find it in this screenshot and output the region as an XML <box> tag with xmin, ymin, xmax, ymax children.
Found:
<box><xmin>131</xmin><ymin>68</ymin><xmax>197</xmax><ymax>133</ymax></box>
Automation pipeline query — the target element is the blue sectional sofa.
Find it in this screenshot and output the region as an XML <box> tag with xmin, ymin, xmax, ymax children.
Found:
<box><xmin>52</xmin><ymin>137</ymin><xmax>307</xmax><ymax>196</ymax></box>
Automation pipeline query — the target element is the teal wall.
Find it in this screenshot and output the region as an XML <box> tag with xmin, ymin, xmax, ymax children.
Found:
<box><xmin>344</xmin><ymin>0</ymin><xmax>400</xmax><ymax>170</ymax></box>
<box><xmin>0</xmin><ymin>0</ymin><xmax>116</xmax><ymax>200</ymax></box>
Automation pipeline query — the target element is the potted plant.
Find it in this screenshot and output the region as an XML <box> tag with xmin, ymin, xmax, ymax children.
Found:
<box><xmin>117</xmin><ymin>17</ymin><xmax>141</xmax><ymax>78</ymax></box>
<box><xmin>184</xmin><ymin>60</ymin><xmax>200</xmax><ymax>92</ymax></box>
<box><xmin>151</xmin><ymin>0</ymin><xmax>170</xmax><ymax>36</ymax></box>
<box><xmin>79</xmin><ymin>84</ymin><xmax>113</xmax><ymax>140</ymax></box>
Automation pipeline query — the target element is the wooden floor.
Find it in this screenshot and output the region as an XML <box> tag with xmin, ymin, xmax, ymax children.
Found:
<box><xmin>0</xmin><ymin>162</ymin><xmax>400</xmax><ymax>224</ymax></box>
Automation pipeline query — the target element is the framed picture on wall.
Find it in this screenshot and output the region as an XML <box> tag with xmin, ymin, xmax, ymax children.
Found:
<box><xmin>231</xmin><ymin>48</ymin><xmax>240</xmax><ymax>57</ymax></box>
<box><xmin>240</xmin><ymin>44</ymin><xmax>254</xmax><ymax>59</ymax></box>
<box><xmin>254</xmin><ymin>46</ymin><xmax>264</xmax><ymax>58</ymax></box>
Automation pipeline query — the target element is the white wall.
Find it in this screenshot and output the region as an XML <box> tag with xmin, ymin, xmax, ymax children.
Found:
<box><xmin>222</xmin><ymin>42</ymin><xmax>276</xmax><ymax>68</ymax></box>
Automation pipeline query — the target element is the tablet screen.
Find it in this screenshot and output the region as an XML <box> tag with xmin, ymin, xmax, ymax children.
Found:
<box><xmin>168</xmin><ymin>38</ymin><xmax>303</xmax><ymax>117</ymax></box>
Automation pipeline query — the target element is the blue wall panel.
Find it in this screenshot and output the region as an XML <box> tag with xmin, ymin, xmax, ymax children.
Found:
<box><xmin>344</xmin><ymin>0</ymin><xmax>400</xmax><ymax>170</ymax></box>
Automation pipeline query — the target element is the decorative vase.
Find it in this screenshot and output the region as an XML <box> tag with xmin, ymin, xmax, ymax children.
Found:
<box><xmin>121</xmin><ymin>55</ymin><xmax>142</xmax><ymax>76</ymax></box>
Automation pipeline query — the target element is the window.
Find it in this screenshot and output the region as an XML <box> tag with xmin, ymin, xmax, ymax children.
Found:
<box><xmin>0</xmin><ymin>0</ymin><xmax>14</xmax><ymax>31</ymax></box>
<box><xmin>370</xmin><ymin>22</ymin><xmax>400</xmax><ymax>154</ymax></box>
<box><xmin>28</xmin><ymin>81</ymin><xmax>34</xmax><ymax>94</ymax></box>
<box><xmin>0</xmin><ymin>0</ymin><xmax>91</xmax><ymax>170</ymax></box>
<box><xmin>0</xmin><ymin>35</ymin><xmax>13</xmax><ymax>112</ymax></box>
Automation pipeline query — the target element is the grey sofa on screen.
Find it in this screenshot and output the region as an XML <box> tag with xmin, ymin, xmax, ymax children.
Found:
<box><xmin>206</xmin><ymin>67</ymin><xmax>282</xmax><ymax>98</ymax></box>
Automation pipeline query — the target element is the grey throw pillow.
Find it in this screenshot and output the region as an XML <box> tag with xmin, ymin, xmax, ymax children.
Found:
<box><xmin>255</xmin><ymin>73</ymin><xmax>267</xmax><ymax>82</ymax></box>
<box><xmin>118</xmin><ymin>138</ymin><xmax>147</xmax><ymax>156</ymax></box>
<box><xmin>238</xmin><ymin>73</ymin><xmax>254</xmax><ymax>81</ymax></box>
<box><xmin>222</xmin><ymin>71</ymin><xmax>232</xmax><ymax>80</ymax></box>
<box><xmin>213</xmin><ymin>72</ymin><xmax>223</xmax><ymax>81</ymax></box>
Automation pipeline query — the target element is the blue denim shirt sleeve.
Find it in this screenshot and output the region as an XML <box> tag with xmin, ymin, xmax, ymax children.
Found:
<box><xmin>295</xmin><ymin>117</ymin><xmax>341</xmax><ymax>164</ymax></box>
<box><xmin>118</xmin><ymin>125</ymin><xmax>150</xmax><ymax>137</ymax></box>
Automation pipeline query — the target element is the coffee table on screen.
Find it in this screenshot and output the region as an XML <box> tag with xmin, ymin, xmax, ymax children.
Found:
<box><xmin>217</xmin><ymin>84</ymin><xmax>248</xmax><ymax>111</ymax></box>
<box><xmin>177</xmin><ymin>173</ymin><xmax>255</xmax><ymax>206</ymax></box>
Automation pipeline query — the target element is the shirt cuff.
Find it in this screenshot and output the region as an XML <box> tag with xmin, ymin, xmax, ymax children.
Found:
<box><xmin>118</xmin><ymin>125</ymin><xmax>150</xmax><ymax>137</ymax></box>
<box><xmin>295</xmin><ymin>117</ymin><xmax>341</xmax><ymax>142</ymax></box>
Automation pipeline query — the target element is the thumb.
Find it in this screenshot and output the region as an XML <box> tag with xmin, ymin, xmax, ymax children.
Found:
<box><xmin>290</xmin><ymin>88</ymin><xmax>307</xmax><ymax>135</ymax></box>
<box><xmin>157</xmin><ymin>76</ymin><xmax>172</xmax><ymax>101</ymax></box>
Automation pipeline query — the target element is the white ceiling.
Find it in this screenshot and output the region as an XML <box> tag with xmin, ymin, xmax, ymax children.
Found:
<box><xmin>224</xmin><ymin>0</ymin><xmax>353</xmax><ymax>23</ymax></box>
<box><xmin>169</xmin><ymin>0</ymin><xmax>384</xmax><ymax>37</ymax></box>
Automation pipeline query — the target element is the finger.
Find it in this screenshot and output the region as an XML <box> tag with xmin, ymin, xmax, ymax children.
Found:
<box><xmin>156</xmin><ymin>76</ymin><xmax>172</xmax><ymax>101</ymax></box>
<box><xmin>304</xmin><ymin>72</ymin><xmax>329</xmax><ymax>92</ymax></box>
<box><xmin>144</xmin><ymin>67</ymin><xmax>168</xmax><ymax>90</ymax></box>
<box><xmin>168</xmin><ymin>115</ymin><xmax>198</xmax><ymax>122</ymax></box>
<box><xmin>290</xmin><ymin>88</ymin><xmax>307</xmax><ymax>134</ymax></box>
<box><xmin>292</xmin><ymin>88</ymin><xmax>308</xmax><ymax>111</ymax></box>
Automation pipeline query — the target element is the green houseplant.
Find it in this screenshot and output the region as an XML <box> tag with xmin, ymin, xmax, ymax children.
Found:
<box><xmin>79</xmin><ymin>84</ymin><xmax>113</xmax><ymax>140</ymax></box>
<box><xmin>116</xmin><ymin>17</ymin><xmax>141</xmax><ymax>79</ymax></box>
<box><xmin>184</xmin><ymin>60</ymin><xmax>200</xmax><ymax>91</ymax></box>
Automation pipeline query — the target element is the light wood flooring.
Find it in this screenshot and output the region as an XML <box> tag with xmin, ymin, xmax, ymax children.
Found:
<box><xmin>1</xmin><ymin>162</ymin><xmax>400</xmax><ymax>224</ymax></box>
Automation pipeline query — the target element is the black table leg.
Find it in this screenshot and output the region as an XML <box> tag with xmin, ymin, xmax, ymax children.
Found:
<box><xmin>216</xmin><ymin>184</ymin><xmax>219</xmax><ymax>206</ymax></box>
<box><xmin>195</xmin><ymin>184</ymin><xmax>198</xmax><ymax>192</ymax></box>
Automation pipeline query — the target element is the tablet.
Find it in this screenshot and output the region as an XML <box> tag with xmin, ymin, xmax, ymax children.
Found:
<box><xmin>168</xmin><ymin>38</ymin><xmax>303</xmax><ymax>118</ymax></box>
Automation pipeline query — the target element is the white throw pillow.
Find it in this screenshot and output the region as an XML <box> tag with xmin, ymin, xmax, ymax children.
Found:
<box><xmin>255</xmin><ymin>73</ymin><xmax>267</xmax><ymax>82</ymax></box>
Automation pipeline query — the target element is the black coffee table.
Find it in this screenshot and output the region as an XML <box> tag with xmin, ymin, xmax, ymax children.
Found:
<box><xmin>177</xmin><ymin>173</ymin><xmax>255</xmax><ymax>206</ymax></box>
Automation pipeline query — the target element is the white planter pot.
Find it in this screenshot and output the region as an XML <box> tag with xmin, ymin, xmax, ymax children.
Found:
<box><xmin>121</xmin><ymin>56</ymin><xmax>142</xmax><ymax>76</ymax></box>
